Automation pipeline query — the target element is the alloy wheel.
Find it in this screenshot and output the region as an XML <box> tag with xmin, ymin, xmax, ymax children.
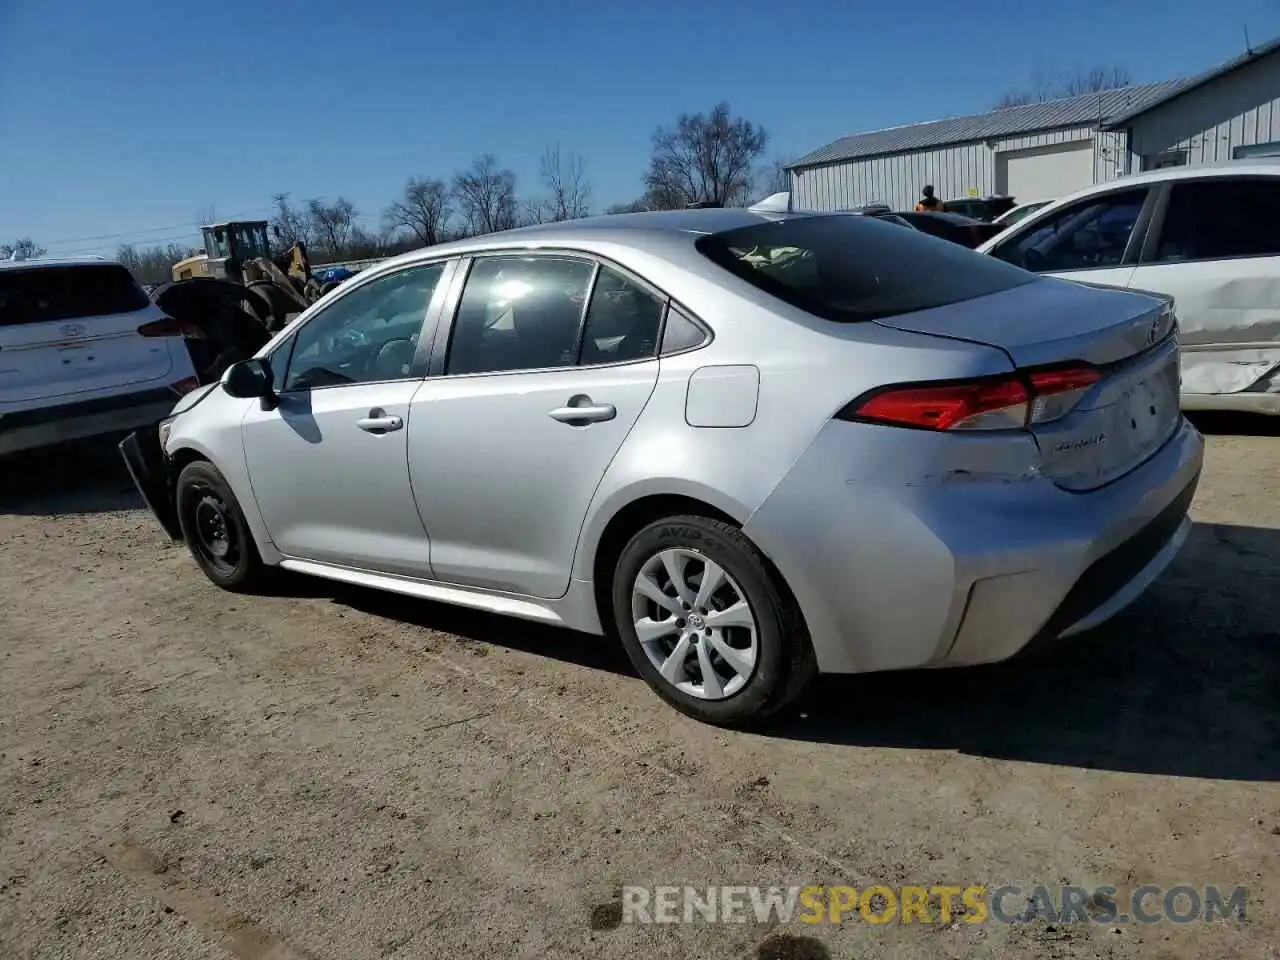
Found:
<box><xmin>630</xmin><ymin>548</ymin><xmax>759</xmax><ymax>700</ymax></box>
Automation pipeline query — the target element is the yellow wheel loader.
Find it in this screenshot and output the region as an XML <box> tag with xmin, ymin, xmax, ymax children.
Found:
<box><xmin>170</xmin><ymin>220</ymin><xmax>322</xmax><ymax>332</ymax></box>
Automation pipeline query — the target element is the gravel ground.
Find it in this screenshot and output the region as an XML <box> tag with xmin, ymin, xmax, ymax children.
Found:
<box><xmin>1</xmin><ymin>416</ymin><xmax>1278</xmax><ymax>960</ymax></box>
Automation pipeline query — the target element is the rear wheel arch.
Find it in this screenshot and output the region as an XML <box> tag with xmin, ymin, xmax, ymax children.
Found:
<box><xmin>588</xmin><ymin>492</ymin><xmax>807</xmax><ymax>640</ymax></box>
<box><xmin>591</xmin><ymin>494</ymin><xmax>738</xmax><ymax>632</ymax></box>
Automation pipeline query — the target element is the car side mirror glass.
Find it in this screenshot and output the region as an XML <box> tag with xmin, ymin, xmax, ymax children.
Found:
<box><xmin>222</xmin><ymin>358</ymin><xmax>274</xmax><ymax>399</ymax></box>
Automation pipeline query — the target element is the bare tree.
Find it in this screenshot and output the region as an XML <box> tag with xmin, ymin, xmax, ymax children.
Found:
<box><xmin>520</xmin><ymin>197</ymin><xmax>552</xmax><ymax>226</ymax></box>
<box><xmin>539</xmin><ymin>144</ymin><xmax>591</xmax><ymax>221</ymax></box>
<box><xmin>116</xmin><ymin>242</ymin><xmax>198</xmax><ymax>285</ymax></box>
<box><xmin>996</xmin><ymin>66</ymin><xmax>1131</xmax><ymax>108</ymax></box>
<box><xmin>644</xmin><ymin>102</ymin><xmax>768</xmax><ymax>209</ymax></box>
<box><xmin>605</xmin><ymin>199</ymin><xmax>652</xmax><ymax>215</ymax></box>
<box><xmin>1060</xmin><ymin>66</ymin><xmax>1132</xmax><ymax>98</ymax></box>
<box><xmin>760</xmin><ymin>156</ymin><xmax>791</xmax><ymax>197</ymax></box>
<box><xmin>196</xmin><ymin>204</ymin><xmax>219</xmax><ymax>226</ymax></box>
<box><xmin>270</xmin><ymin>193</ymin><xmax>313</xmax><ymax>249</ymax></box>
<box><xmin>306</xmin><ymin>197</ymin><xmax>357</xmax><ymax>257</ymax></box>
<box><xmin>383</xmin><ymin>177</ymin><xmax>452</xmax><ymax>246</ymax></box>
<box><xmin>0</xmin><ymin>237</ymin><xmax>47</xmax><ymax>259</ymax></box>
<box><xmin>452</xmin><ymin>154</ymin><xmax>518</xmax><ymax>235</ymax></box>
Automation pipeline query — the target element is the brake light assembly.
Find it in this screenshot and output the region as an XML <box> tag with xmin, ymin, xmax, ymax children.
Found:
<box><xmin>838</xmin><ymin>363</ymin><xmax>1102</xmax><ymax>432</ymax></box>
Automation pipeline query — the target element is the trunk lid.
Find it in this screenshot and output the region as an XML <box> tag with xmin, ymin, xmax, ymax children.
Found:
<box><xmin>874</xmin><ymin>276</ymin><xmax>1182</xmax><ymax>491</ymax></box>
<box><xmin>0</xmin><ymin>264</ymin><xmax>177</xmax><ymax>404</ymax></box>
<box><xmin>872</xmin><ymin>275</ymin><xmax>1173</xmax><ymax>368</ymax></box>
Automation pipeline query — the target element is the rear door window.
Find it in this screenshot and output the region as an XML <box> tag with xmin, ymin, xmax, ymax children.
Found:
<box><xmin>990</xmin><ymin>189</ymin><xmax>1149</xmax><ymax>273</ymax></box>
<box><xmin>695</xmin><ymin>214</ymin><xmax>1034</xmax><ymax>323</ymax></box>
<box><xmin>1152</xmin><ymin>178</ymin><xmax>1280</xmax><ymax>262</ymax></box>
<box><xmin>579</xmin><ymin>267</ymin><xmax>665</xmax><ymax>365</ymax></box>
<box><xmin>0</xmin><ymin>265</ymin><xmax>151</xmax><ymax>327</ymax></box>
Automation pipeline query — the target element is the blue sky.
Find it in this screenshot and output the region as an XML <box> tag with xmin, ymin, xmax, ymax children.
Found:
<box><xmin>3</xmin><ymin>0</ymin><xmax>1278</xmax><ymax>258</ymax></box>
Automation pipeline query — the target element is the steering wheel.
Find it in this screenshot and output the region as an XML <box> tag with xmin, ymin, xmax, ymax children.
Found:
<box><xmin>369</xmin><ymin>337</ymin><xmax>416</xmax><ymax>380</ymax></box>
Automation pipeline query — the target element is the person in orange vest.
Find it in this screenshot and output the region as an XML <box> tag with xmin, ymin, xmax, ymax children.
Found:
<box><xmin>915</xmin><ymin>185</ymin><xmax>941</xmax><ymax>212</ymax></box>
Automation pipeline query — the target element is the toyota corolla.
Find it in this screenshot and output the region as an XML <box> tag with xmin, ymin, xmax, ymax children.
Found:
<box><xmin>120</xmin><ymin>208</ymin><xmax>1203</xmax><ymax>725</ymax></box>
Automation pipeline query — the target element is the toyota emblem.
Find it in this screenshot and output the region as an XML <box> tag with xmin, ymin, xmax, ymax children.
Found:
<box><xmin>60</xmin><ymin>323</ymin><xmax>86</xmax><ymax>338</ymax></box>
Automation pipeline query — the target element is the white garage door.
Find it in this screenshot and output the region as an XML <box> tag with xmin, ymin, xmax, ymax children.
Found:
<box><xmin>997</xmin><ymin>141</ymin><xmax>1096</xmax><ymax>201</ymax></box>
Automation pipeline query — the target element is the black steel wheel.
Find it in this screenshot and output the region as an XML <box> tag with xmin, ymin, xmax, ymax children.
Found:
<box><xmin>175</xmin><ymin>460</ymin><xmax>269</xmax><ymax>591</ymax></box>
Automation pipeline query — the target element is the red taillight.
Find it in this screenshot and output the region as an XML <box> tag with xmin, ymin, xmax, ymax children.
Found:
<box><xmin>138</xmin><ymin>317</ymin><xmax>205</xmax><ymax>339</ymax></box>
<box><xmin>1026</xmin><ymin>366</ymin><xmax>1103</xmax><ymax>394</ymax></box>
<box><xmin>840</xmin><ymin>363</ymin><xmax>1100</xmax><ymax>432</ymax></box>
<box><xmin>169</xmin><ymin>377</ymin><xmax>200</xmax><ymax>396</ymax></box>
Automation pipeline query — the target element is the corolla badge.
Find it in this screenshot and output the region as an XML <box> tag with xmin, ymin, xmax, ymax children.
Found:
<box><xmin>60</xmin><ymin>323</ymin><xmax>86</xmax><ymax>338</ymax></box>
<box><xmin>1054</xmin><ymin>434</ymin><xmax>1107</xmax><ymax>453</ymax></box>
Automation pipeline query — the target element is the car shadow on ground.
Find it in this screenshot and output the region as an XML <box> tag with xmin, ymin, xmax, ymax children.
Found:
<box><xmin>313</xmin><ymin>581</ymin><xmax>635</xmax><ymax>678</ymax></box>
<box><xmin>767</xmin><ymin>520</ymin><xmax>1280</xmax><ymax>782</ymax></box>
<box><xmin>297</xmin><ymin>520</ymin><xmax>1278</xmax><ymax>783</ymax></box>
<box><xmin>0</xmin><ymin>437</ymin><xmax>141</xmax><ymax>516</ymax></box>
<box><xmin>1186</xmin><ymin>410</ymin><xmax>1280</xmax><ymax>437</ymax></box>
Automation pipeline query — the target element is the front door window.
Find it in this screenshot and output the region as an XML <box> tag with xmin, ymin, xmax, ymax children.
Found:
<box><xmin>990</xmin><ymin>189</ymin><xmax>1149</xmax><ymax>273</ymax></box>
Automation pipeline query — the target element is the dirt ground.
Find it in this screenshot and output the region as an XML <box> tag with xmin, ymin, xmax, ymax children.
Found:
<box><xmin>1</xmin><ymin>416</ymin><xmax>1278</xmax><ymax>960</ymax></box>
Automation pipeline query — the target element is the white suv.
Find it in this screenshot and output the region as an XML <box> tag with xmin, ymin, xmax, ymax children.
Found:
<box><xmin>0</xmin><ymin>257</ymin><xmax>200</xmax><ymax>456</ymax></box>
<box><xmin>977</xmin><ymin>161</ymin><xmax>1280</xmax><ymax>414</ymax></box>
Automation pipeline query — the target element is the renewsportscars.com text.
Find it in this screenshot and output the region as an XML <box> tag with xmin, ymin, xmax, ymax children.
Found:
<box><xmin>621</xmin><ymin>884</ymin><xmax>1246</xmax><ymax>925</ymax></box>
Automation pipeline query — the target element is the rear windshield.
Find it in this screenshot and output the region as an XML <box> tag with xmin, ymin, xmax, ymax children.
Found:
<box><xmin>695</xmin><ymin>214</ymin><xmax>1035</xmax><ymax>323</ymax></box>
<box><xmin>0</xmin><ymin>264</ymin><xmax>151</xmax><ymax>327</ymax></box>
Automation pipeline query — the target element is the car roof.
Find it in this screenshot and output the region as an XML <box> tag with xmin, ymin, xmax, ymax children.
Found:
<box><xmin>893</xmin><ymin>210</ymin><xmax>982</xmax><ymax>224</ymax></box>
<box><xmin>368</xmin><ymin>208</ymin><xmax>823</xmax><ymax>269</ymax></box>
<box><xmin>0</xmin><ymin>255</ymin><xmax>117</xmax><ymax>271</ymax></box>
<box><xmin>1072</xmin><ymin>158</ymin><xmax>1280</xmax><ymax>193</ymax></box>
<box><xmin>997</xmin><ymin>158</ymin><xmax>1280</xmax><ymax>230</ymax></box>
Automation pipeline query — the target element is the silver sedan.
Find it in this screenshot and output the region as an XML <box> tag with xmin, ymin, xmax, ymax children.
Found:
<box><xmin>121</xmin><ymin>208</ymin><xmax>1203</xmax><ymax>725</ymax></box>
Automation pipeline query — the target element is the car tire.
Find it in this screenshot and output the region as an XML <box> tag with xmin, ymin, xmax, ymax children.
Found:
<box><xmin>175</xmin><ymin>461</ymin><xmax>269</xmax><ymax>592</ymax></box>
<box><xmin>611</xmin><ymin>515</ymin><xmax>816</xmax><ymax>726</ymax></box>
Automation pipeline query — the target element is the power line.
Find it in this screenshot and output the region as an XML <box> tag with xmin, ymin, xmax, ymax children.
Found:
<box><xmin>41</xmin><ymin>202</ymin><xmax>384</xmax><ymax>256</ymax></box>
<box><xmin>55</xmin><ymin>232</ymin><xmax>210</xmax><ymax>258</ymax></box>
<box><xmin>40</xmin><ymin>208</ymin><xmax>274</xmax><ymax>249</ymax></box>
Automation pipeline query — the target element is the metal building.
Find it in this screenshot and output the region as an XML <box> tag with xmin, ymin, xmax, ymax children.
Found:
<box><xmin>789</xmin><ymin>38</ymin><xmax>1280</xmax><ymax>211</ymax></box>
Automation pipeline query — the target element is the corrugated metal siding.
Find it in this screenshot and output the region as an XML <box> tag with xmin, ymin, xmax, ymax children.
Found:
<box><xmin>792</xmin><ymin>142</ymin><xmax>991</xmax><ymax>210</ymax></box>
<box><xmin>1129</xmin><ymin>51</ymin><xmax>1280</xmax><ymax>165</ymax></box>
<box><xmin>790</xmin><ymin>80</ymin><xmax>1185</xmax><ymax>168</ymax></box>
<box><xmin>791</xmin><ymin>127</ymin><xmax>1122</xmax><ymax>211</ymax></box>
<box><xmin>1094</xmin><ymin>128</ymin><xmax>1131</xmax><ymax>181</ymax></box>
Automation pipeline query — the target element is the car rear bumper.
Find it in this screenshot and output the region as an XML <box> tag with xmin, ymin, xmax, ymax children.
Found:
<box><xmin>118</xmin><ymin>428</ymin><xmax>183</xmax><ymax>540</ymax></box>
<box><xmin>743</xmin><ymin>416</ymin><xmax>1205</xmax><ymax>674</ymax></box>
<box><xmin>0</xmin><ymin>387</ymin><xmax>178</xmax><ymax>457</ymax></box>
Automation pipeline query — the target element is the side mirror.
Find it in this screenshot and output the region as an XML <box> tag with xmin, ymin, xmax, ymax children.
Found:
<box><xmin>222</xmin><ymin>358</ymin><xmax>274</xmax><ymax>400</ymax></box>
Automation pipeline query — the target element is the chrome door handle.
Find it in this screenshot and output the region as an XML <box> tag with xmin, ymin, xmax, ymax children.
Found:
<box><xmin>357</xmin><ymin>409</ymin><xmax>403</xmax><ymax>433</ymax></box>
<box><xmin>549</xmin><ymin>400</ymin><xmax>616</xmax><ymax>425</ymax></box>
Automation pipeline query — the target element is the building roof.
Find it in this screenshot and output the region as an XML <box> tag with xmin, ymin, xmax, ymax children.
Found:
<box><xmin>790</xmin><ymin>79</ymin><xmax>1189</xmax><ymax>169</ymax></box>
<box><xmin>1103</xmin><ymin>35</ymin><xmax>1280</xmax><ymax>127</ymax></box>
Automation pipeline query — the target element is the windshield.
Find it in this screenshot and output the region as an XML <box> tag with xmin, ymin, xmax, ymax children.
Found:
<box><xmin>203</xmin><ymin>227</ymin><xmax>230</xmax><ymax>259</ymax></box>
<box><xmin>235</xmin><ymin>224</ymin><xmax>270</xmax><ymax>259</ymax></box>
<box><xmin>695</xmin><ymin>214</ymin><xmax>1035</xmax><ymax>323</ymax></box>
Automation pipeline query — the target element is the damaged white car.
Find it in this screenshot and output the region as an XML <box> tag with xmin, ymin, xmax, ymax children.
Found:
<box><xmin>978</xmin><ymin>161</ymin><xmax>1280</xmax><ymax>414</ymax></box>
